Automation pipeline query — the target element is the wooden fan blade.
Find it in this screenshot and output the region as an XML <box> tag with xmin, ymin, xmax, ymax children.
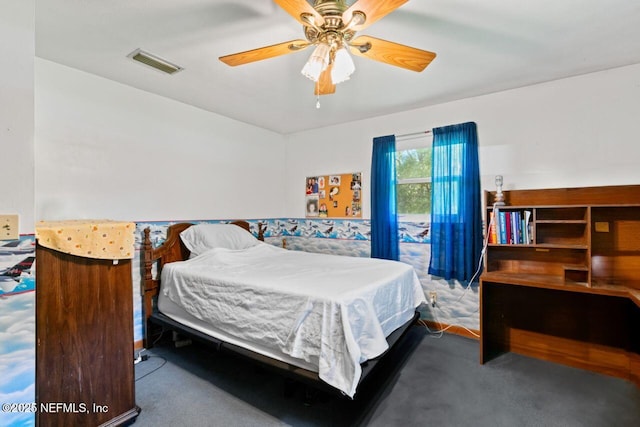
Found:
<box><xmin>219</xmin><ymin>39</ymin><xmax>309</xmax><ymax>66</ymax></box>
<box><xmin>343</xmin><ymin>0</ymin><xmax>408</xmax><ymax>31</ymax></box>
<box><xmin>314</xmin><ymin>64</ymin><xmax>336</xmax><ymax>95</ymax></box>
<box><xmin>349</xmin><ymin>35</ymin><xmax>436</xmax><ymax>72</ymax></box>
<box><xmin>274</xmin><ymin>0</ymin><xmax>324</xmax><ymax>26</ymax></box>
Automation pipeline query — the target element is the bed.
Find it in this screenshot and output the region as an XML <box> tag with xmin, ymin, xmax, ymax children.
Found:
<box><xmin>142</xmin><ymin>221</ymin><xmax>426</xmax><ymax>398</ymax></box>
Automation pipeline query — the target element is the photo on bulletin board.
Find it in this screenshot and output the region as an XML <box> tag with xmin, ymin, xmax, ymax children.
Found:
<box><xmin>306</xmin><ymin>172</ymin><xmax>362</xmax><ymax>218</ymax></box>
<box><xmin>306</xmin><ymin>195</ymin><xmax>319</xmax><ymax>217</ymax></box>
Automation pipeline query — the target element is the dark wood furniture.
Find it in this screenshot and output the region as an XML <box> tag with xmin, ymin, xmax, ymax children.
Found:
<box><xmin>142</xmin><ymin>221</ymin><xmax>420</xmax><ymax>395</ymax></box>
<box><xmin>480</xmin><ymin>184</ymin><xmax>640</xmax><ymax>386</ymax></box>
<box><xmin>36</xmin><ymin>244</ymin><xmax>140</xmax><ymax>426</ymax></box>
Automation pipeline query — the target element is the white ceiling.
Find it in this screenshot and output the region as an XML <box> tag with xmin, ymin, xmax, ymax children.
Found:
<box><xmin>35</xmin><ymin>0</ymin><xmax>640</xmax><ymax>134</ymax></box>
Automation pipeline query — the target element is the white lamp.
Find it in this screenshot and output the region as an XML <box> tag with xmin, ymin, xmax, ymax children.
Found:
<box><xmin>494</xmin><ymin>175</ymin><xmax>505</xmax><ymax>206</ymax></box>
<box><xmin>330</xmin><ymin>47</ymin><xmax>355</xmax><ymax>84</ymax></box>
<box><xmin>301</xmin><ymin>43</ymin><xmax>330</xmax><ymax>82</ymax></box>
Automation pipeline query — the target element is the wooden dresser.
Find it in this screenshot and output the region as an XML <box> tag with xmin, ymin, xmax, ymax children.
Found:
<box><xmin>35</xmin><ymin>220</ymin><xmax>140</xmax><ymax>426</ymax></box>
<box><xmin>480</xmin><ymin>185</ymin><xmax>640</xmax><ymax>386</ymax></box>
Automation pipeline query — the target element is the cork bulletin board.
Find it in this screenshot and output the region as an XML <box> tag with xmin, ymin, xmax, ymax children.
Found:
<box><xmin>306</xmin><ymin>172</ymin><xmax>362</xmax><ymax>218</ymax></box>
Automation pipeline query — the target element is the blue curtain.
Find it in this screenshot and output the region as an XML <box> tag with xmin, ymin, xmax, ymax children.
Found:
<box><xmin>371</xmin><ymin>135</ymin><xmax>399</xmax><ymax>260</ymax></box>
<box><xmin>428</xmin><ymin>122</ymin><xmax>482</xmax><ymax>281</ymax></box>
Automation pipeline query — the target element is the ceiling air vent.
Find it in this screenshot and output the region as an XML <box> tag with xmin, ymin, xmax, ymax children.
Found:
<box><xmin>127</xmin><ymin>49</ymin><xmax>183</xmax><ymax>75</ymax></box>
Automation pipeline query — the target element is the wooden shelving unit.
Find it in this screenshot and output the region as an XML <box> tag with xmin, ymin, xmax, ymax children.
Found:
<box><xmin>480</xmin><ymin>185</ymin><xmax>640</xmax><ymax>387</ymax></box>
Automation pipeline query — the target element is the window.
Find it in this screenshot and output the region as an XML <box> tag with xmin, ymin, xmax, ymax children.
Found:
<box><xmin>396</xmin><ymin>136</ymin><xmax>432</xmax><ymax>222</ymax></box>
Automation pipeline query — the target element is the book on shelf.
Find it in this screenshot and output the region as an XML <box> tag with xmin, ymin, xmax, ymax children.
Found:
<box><xmin>524</xmin><ymin>210</ymin><xmax>532</xmax><ymax>244</ymax></box>
<box><xmin>498</xmin><ymin>210</ymin><xmax>507</xmax><ymax>244</ymax></box>
<box><xmin>488</xmin><ymin>211</ymin><xmax>497</xmax><ymax>244</ymax></box>
<box><xmin>511</xmin><ymin>211</ymin><xmax>520</xmax><ymax>244</ymax></box>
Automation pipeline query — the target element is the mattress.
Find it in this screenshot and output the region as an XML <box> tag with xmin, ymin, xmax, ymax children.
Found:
<box><xmin>157</xmin><ymin>295</ymin><xmax>318</xmax><ymax>372</ymax></box>
<box><xmin>159</xmin><ymin>243</ymin><xmax>426</xmax><ymax>397</ymax></box>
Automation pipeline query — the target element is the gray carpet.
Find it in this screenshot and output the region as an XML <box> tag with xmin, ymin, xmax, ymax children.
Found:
<box><xmin>133</xmin><ymin>327</ymin><xmax>640</xmax><ymax>426</ymax></box>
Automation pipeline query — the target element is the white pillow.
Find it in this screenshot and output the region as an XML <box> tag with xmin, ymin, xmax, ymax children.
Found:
<box><xmin>180</xmin><ymin>223</ymin><xmax>258</xmax><ymax>256</ymax></box>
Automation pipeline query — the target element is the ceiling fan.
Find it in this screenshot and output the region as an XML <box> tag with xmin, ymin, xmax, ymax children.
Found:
<box><xmin>219</xmin><ymin>0</ymin><xmax>436</xmax><ymax>97</ymax></box>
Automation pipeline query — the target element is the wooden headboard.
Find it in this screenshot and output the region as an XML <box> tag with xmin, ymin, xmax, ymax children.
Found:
<box><xmin>142</xmin><ymin>221</ymin><xmax>265</xmax><ymax>331</ymax></box>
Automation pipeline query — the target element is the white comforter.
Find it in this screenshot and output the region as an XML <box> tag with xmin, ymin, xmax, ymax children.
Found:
<box><xmin>160</xmin><ymin>242</ymin><xmax>425</xmax><ymax>397</ymax></box>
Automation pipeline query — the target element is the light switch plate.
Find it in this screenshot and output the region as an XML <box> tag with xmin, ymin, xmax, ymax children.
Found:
<box><xmin>0</xmin><ymin>215</ymin><xmax>19</xmax><ymax>240</ymax></box>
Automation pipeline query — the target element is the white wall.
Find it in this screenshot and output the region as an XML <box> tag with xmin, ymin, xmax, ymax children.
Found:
<box><xmin>34</xmin><ymin>59</ymin><xmax>640</xmax><ymax>222</ymax></box>
<box><xmin>0</xmin><ymin>0</ymin><xmax>35</xmax><ymax>234</ymax></box>
<box><xmin>283</xmin><ymin>63</ymin><xmax>640</xmax><ymax>217</ymax></box>
<box><xmin>35</xmin><ymin>59</ymin><xmax>287</xmax><ymax>222</ymax></box>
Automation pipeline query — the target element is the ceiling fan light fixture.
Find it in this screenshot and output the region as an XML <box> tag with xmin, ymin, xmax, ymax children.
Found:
<box><xmin>301</xmin><ymin>43</ymin><xmax>331</xmax><ymax>82</ymax></box>
<box><xmin>220</xmin><ymin>0</ymin><xmax>436</xmax><ymax>97</ymax></box>
<box><xmin>330</xmin><ymin>47</ymin><xmax>355</xmax><ymax>84</ymax></box>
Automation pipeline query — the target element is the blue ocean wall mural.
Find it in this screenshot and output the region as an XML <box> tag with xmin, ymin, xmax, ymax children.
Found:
<box><xmin>132</xmin><ymin>218</ymin><xmax>479</xmax><ymax>345</ymax></box>
<box><xmin>0</xmin><ymin>235</ymin><xmax>36</xmax><ymax>427</ymax></box>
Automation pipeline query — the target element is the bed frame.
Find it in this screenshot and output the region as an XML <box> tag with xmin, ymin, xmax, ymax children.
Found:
<box><xmin>142</xmin><ymin>221</ymin><xmax>419</xmax><ymax>396</ymax></box>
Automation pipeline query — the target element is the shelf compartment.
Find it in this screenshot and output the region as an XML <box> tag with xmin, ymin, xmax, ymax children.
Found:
<box><xmin>564</xmin><ymin>264</ymin><xmax>589</xmax><ymax>285</ymax></box>
<box><xmin>536</xmin><ymin>222</ymin><xmax>588</xmax><ymax>246</ymax></box>
<box><xmin>486</xmin><ymin>246</ymin><xmax>588</xmax><ymax>280</ymax></box>
<box><xmin>592</xmin><ymin>254</ymin><xmax>640</xmax><ymax>291</ymax></box>
<box><xmin>591</xmin><ymin>208</ymin><xmax>640</xmax><ymax>290</ymax></box>
<box><xmin>490</xmin><ymin>208</ymin><xmax>533</xmax><ymax>245</ymax></box>
<box><xmin>536</xmin><ymin>207</ymin><xmax>588</xmax><ymax>221</ymax></box>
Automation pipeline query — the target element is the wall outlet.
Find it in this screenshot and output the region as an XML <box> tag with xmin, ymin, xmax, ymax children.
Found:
<box><xmin>0</xmin><ymin>215</ymin><xmax>19</xmax><ymax>241</ymax></box>
<box><xmin>429</xmin><ymin>291</ymin><xmax>437</xmax><ymax>307</ymax></box>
